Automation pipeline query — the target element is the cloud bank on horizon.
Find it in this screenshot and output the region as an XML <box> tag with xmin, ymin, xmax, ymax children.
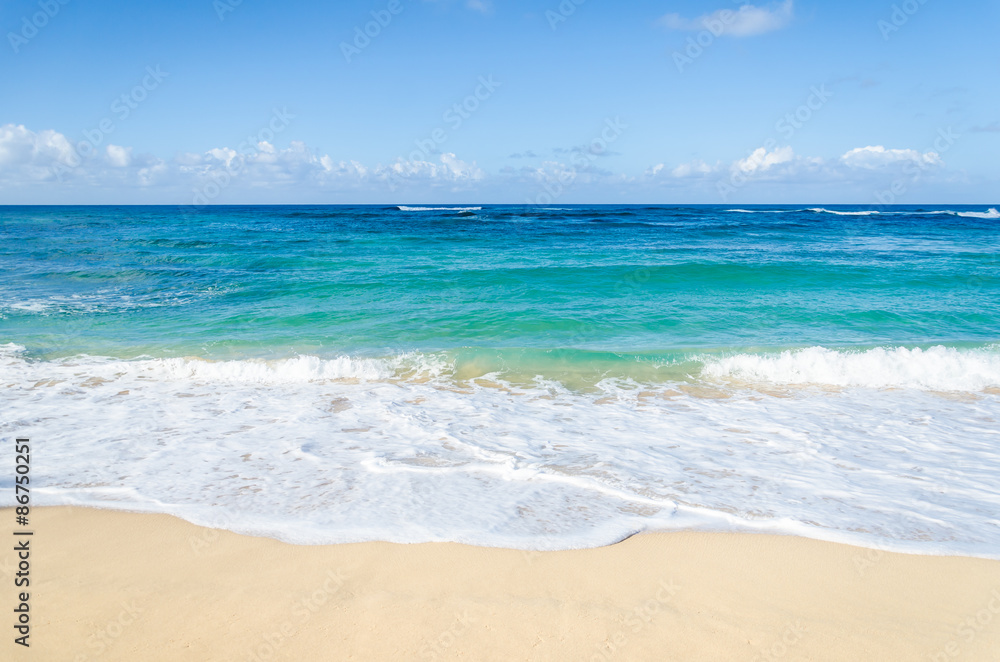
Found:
<box><xmin>0</xmin><ymin>0</ymin><xmax>996</xmax><ymax>204</ymax></box>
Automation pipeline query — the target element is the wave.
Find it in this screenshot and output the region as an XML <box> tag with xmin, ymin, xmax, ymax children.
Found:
<box><xmin>7</xmin><ymin>352</ymin><xmax>453</xmax><ymax>385</ymax></box>
<box><xmin>727</xmin><ymin>207</ymin><xmax>999</xmax><ymax>219</ymax></box>
<box><xmin>805</xmin><ymin>207</ymin><xmax>879</xmax><ymax>216</ymax></box>
<box><xmin>702</xmin><ymin>345</ymin><xmax>1000</xmax><ymax>391</ymax></box>
<box><xmin>956</xmin><ymin>207</ymin><xmax>1000</xmax><ymax>219</ymax></box>
<box><xmin>396</xmin><ymin>206</ymin><xmax>483</xmax><ymax>212</ymax></box>
<box><xmin>4</xmin><ymin>343</ymin><xmax>1000</xmax><ymax>556</ymax></box>
<box><xmin>7</xmin><ymin>343</ymin><xmax>999</xmax><ymax>393</ymax></box>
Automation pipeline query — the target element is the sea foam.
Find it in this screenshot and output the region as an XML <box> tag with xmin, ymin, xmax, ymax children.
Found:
<box><xmin>4</xmin><ymin>347</ymin><xmax>1000</xmax><ymax>557</ymax></box>
<box><xmin>396</xmin><ymin>206</ymin><xmax>483</xmax><ymax>212</ymax></box>
<box><xmin>702</xmin><ymin>345</ymin><xmax>1000</xmax><ymax>391</ymax></box>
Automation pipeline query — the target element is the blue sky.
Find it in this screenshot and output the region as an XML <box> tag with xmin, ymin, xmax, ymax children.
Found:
<box><xmin>1</xmin><ymin>0</ymin><xmax>997</xmax><ymax>204</ymax></box>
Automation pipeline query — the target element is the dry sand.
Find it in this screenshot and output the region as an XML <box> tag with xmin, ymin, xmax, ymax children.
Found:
<box><xmin>3</xmin><ymin>507</ymin><xmax>999</xmax><ymax>661</ymax></box>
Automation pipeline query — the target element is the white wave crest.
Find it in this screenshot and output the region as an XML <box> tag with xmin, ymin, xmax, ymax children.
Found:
<box><xmin>806</xmin><ymin>208</ymin><xmax>880</xmax><ymax>216</ymax></box>
<box><xmin>702</xmin><ymin>345</ymin><xmax>1000</xmax><ymax>391</ymax></box>
<box><xmin>10</xmin><ymin>353</ymin><xmax>454</xmax><ymax>386</ymax></box>
<box><xmin>396</xmin><ymin>206</ymin><xmax>482</xmax><ymax>212</ymax></box>
<box><xmin>147</xmin><ymin>355</ymin><xmax>398</xmax><ymax>383</ymax></box>
<box><xmin>726</xmin><ymin>207</ymin><xmax>998</xmax><ymax>219</ymax></box>
<box><xmin>4</xmin><ymin>345</ymin><xmax>1000</xmax><ymax>555</ymax></box>
<box><xmin>956</xmin><ymin>208</ymin><xmax>1000</xmax><ymax>219</ymax></box>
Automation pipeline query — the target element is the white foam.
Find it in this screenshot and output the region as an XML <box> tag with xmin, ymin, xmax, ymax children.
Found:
<box><xmin>702</xmin><ymin>345</ymin><xmax>1000</xmax><ymax>391</ymax></box>
<box><xmin>806</xmin><ymin>207</ymin><xmax>880</xmax><ymax>216</ymax></box>
<box><xmin>4</xmin><ymin>350</ymin><xmax>1000</xmax><ymax>557</ymax></box>
<box><xmin>725</xmin><ymin>208</ymin><xmax>999</xmax><ymax>219</ymax></box>
<box><xmin>144</xmin><ymin>355</ymin><xmax>398</xmax><ymax>383</ymax></box>
<box><xmin>956</xmin><ymin>207</ymin><xmax>1000</xmax><ymax>219</ymax></box>
<box><xmin>1</xmin><ymin>288</ymin><xmax>229</xmax><ymax>315</ymax></box>
<box><xmin>396</xmin><ymin>206</ymin><xmax>482</xmax><ymax>212</ymax></box>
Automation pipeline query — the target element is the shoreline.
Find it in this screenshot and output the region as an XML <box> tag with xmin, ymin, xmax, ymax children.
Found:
<box><xmin>26</xmin><ymin>499</ymin><xmax>1000</xmax><ymax>561</ymax></box>
<box><xmin>5</xmin><ymin>507</ymin><xmax>1000</xmax><ymax>660</ymax></box>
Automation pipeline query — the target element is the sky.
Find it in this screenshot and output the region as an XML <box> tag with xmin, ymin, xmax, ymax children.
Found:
<box><xmin>0</xmin><ymin>0</ymin><xmax>998</xmax><ymax>205</ymax></box>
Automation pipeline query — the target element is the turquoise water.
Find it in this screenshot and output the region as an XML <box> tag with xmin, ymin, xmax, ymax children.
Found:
<box><xmin>2</xmin><ymin>205</ymin><xmax>999</xmax><ymax>553</ymax></box>
<box><xmin>3</xmin><ymin>204</ymin><xmax>998</xmax><ymax>374</ymax></box>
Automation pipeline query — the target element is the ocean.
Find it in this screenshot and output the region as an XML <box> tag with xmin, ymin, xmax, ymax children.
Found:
<box><xmin>2</xmin><ymin>204</ymin><xmax>999</xmax><ymax>556</ymax></box>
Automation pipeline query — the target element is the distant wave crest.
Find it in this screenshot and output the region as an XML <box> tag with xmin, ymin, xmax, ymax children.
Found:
<box><xmin>397</xmin><ymin>206</ymin><xmax>482</xmax><ymax>212</ymax></box>
<box><xmin>956</xmin><ymin>207</ymin><xmax>1000</xmax><ymax>219</ymax></box>
<box><xmin>727</xmin><ymin>207</ymin><xmax>999</xmax><ymax>218</ymax></box>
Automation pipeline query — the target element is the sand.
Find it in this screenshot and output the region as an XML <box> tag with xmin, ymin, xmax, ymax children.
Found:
<box><xmin>3</xmin><ymin>507</ymin><xmax>999</xmax><ymax>661</ymax></box>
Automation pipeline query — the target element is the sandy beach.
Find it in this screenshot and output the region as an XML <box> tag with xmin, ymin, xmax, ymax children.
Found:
<box><xmin>2</xmin><ymin>507</ymin><xmax>997</xmax><ymax>661</ymax></box>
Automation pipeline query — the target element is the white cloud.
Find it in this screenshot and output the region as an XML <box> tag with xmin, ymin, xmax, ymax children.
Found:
<box><xmin>660</xmin><ymin>0</ymin><xmax>794</xmax><ymax>37</ymax></box>
<box><xmin>0</xmin><ymin>124</ymin><xmax>974</xmax><ymax>204</ymax></box>
<box><xmin>382</xmin><ymin>153</ymin><xmax>484</xmax><ymax>183</ymax></box>
<box><xmin>733</xmin><ymin>145</ymin><xmax>795</xmax><ymax>174</ymax></box>
<box><xmin>0</xmin><ymin>124</ymin><xmax>489</xmax><ymax>200</ymax></box>
<box><xmin>0</xmin><ymin>123</ymin><xmax>77</xmax><ymax>175</ymax></box>
<box><xmin>671</xmin><ymin>159</ymin><xmax>716</xmax><ymax>178</ymax></box>
<box><xmin>106</xmin><ymin>145</ymin><xmax>132</xmax><ymax>168</ymax></box>
<box><xmin>0</xmin><ymin>123</ymin><xmax>163</xmax><ymax>185</ymax></box>
<box><xmin>840</xmin><ymin>145</ymin><xmax>942</xmax><ymax>169</ymax></box>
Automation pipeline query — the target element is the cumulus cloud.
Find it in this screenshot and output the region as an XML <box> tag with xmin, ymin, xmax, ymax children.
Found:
<box><xmin>660</xmin><ymin>0</ymin><xmax>794</xmax><ymax>37</ymax></box>
<box><xmin>0</xmin><ymin>124</ymin><xmax>488</xmax><ymax>203</ymax></box>
<box><xmin>0</xmin><ymin>123</ymin><xmax>165</xmax><ymax>186</ymax></box>
<box><xmin>648</xmin><ymin>159</ymin><xmax>718</xmax><ymax>178</ymax></box>
<box><xmin>380</xmin><ymin>153</ymin><xmax>485</xmax><ymax>189</ymax></box>
<box><xmin>106</xmin><ymin>145</ymin><xmax>132</xmax><ymax>168</ymax></box>
<box><xmin>0</xmin><ymin>123</ymin><xmax>78</xmax><ymax>175</ymax></box>
<box><xmin>644</xmin><ymin>140</ymin><xmax>951</xmax><ymax>198</ymax></box>
<box><xmin>733</xmin><ymin>146</ymin><xmax>795</xmax><ymax>174</ymax></box>
<box><xmin>0</xmin><ymin>124</ymin><xmax>968</xmax><ymax>204</ymax></box>
<box><xmin>839</xmin><ymin>145</ymin><xmax>941</xmax><ymax>169</ymax></box>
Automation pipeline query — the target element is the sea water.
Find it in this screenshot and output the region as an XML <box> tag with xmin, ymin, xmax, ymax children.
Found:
<box><xmin>1</xmin><ymin>204</ymin><xmax>998</xmax><ymax>556</ymax></box>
